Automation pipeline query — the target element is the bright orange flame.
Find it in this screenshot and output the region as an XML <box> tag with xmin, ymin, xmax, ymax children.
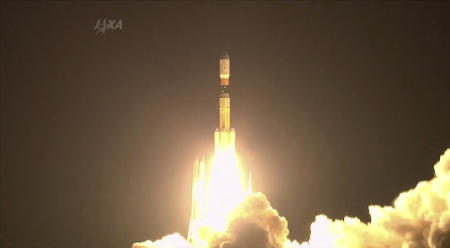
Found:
<box><xmin>206</xmin><ymin>148</ymin><xmax>246</xmax><ymax>232</ymax></box>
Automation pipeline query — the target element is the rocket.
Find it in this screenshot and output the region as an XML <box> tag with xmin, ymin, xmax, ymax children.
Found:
<box><xmin>188</xmin><ymin>52</ymin><xmax>239</xmax><ymax>247</ymax></box>
<box><xmin>215</xmin><ymin>52</ymin><xmax>236</xmax><ymax>152</ymax></box>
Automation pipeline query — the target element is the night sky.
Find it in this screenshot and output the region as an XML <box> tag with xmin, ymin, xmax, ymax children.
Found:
<box><xmin>1</xmin><ymin>2</ymin><xmax>450</xmax><ymax>248</ymax></box>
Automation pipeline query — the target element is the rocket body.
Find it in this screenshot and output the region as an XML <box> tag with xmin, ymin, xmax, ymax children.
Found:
<box><xmin>215</xmin><ymin>52</ymin><xmax>235</xmax><ymax>152</ymax></box>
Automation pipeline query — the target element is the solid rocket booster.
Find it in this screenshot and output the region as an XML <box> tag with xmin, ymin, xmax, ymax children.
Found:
<box><xmin>215</xmin><ymin>52</ymin><xmax>235</xmax><ymax>152</ymax></box>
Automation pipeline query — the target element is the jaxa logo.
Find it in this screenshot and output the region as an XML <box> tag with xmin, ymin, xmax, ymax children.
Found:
<box><xmin>92</xmin><ymin>19</ymin><xmax>123</xmax><ymax>35</ymax></box>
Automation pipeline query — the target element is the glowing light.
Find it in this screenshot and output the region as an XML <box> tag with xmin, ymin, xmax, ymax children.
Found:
<box><xmin>207</xmin><ymin>148</ymin><xmax>245</xmax><ymax>232</ymax></box>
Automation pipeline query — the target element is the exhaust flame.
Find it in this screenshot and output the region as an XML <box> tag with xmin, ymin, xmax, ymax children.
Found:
<box><xmin>187</xmin><ymin>147</ymin><xmax>247</xmax><ymax>247</ymax></box>
<box><xmin>207</xmin><ymin>148</ymin><xmax>245</xmax><ymax>233</ymax></box>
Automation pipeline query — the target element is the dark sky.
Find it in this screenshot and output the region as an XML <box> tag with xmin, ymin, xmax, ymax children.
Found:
<box><xmin>1</xmin><ymin>2</ymin><xmax>449</xmax><ymax>248</ymax></box>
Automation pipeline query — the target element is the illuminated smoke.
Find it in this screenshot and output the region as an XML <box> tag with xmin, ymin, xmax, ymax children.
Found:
<box><xmin>131</xmin><ymin>233</ymin><xmax>191</xmax><ymax>248</ymax></box>
<box><xmin>299</xmin><ymin>148</ymin><xmax>450</xmax><ymax>248</ymax></box>
<box><xmin>207</xmin><ymin>192</ymin><xmax>299</xmax><ymax>248</ymax></box>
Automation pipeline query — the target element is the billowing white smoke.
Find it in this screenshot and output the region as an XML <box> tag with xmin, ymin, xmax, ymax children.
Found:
<box><xmin>131</xmin><ymin>233</ymin><xmax>191</xmax><ymax>248</ymax></box>
<box><xmin>131</xmin><ymin>192</ymin><xmax>298</xmax><ymax>248</ymax></box>
<box><xmin>299</xmin><ymin>148</ymin><xmax>450</xmax><ymax>248</ymax></box>
<box><xmin>132</xmin><ymin>149</ymin><xmax>450</xmax><ymax>248</ymax></box>
<box><xmin>207</xmin><ymin>192</ymin><xmax>298</xmax><ymax>248</ymax></box>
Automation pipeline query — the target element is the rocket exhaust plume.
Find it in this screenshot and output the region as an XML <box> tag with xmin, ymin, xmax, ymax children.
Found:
<box><xmin>132</xmin><ymin>53</ymin><xmax>450</xmax><ymax>248</ymax></box>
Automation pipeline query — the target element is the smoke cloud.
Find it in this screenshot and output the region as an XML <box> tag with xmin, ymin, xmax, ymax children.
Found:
<box><xmin>132</xmin><ymin>149</ymin><xmax>450</xmax><ymax>248</ymax></box>
<box><xmin>299</xmin><ymin>148</ymin><xmax>450</xmax><ymax>248</ymax></box>
<box><xmin>208</xmin><ymin>192</ymin><xmax>296</xmax><ymax>248</ymax></box>
<box><xmin>131</xmin><ymin>233</ymin><xmax>191</xmax><ymax>248</ymax></box>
